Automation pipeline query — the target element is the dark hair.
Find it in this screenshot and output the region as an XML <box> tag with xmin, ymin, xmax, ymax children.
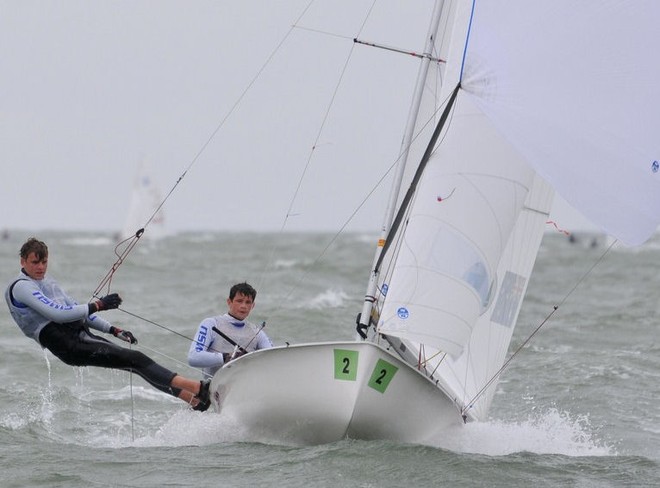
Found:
<box><xmin>20</xmin><ymin>237</ymin><xmax>48</xmax><ymax>261</ymax></box>
<box><xmin>229</xmin><ymin>282</ymin><xmax>257</xmax><ymax>301</ymax></box>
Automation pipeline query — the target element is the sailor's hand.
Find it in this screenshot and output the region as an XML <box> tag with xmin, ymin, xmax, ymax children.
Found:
<box><xmin>222</xmin><ymin>351</ymin><xmax>245</xmax><ymax>363</ymax></box>
<box><xmin>96</xmin><ymin>293</ymin><xmax>122</xmax><ymax>311</ymax></box>
<box><xmin>110</xmin><ymin>326</ymin><xmax>138</xmax><ymax>344</ymax></box>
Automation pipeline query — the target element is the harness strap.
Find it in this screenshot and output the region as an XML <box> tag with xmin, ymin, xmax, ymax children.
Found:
<box><xmin>8</xmin><ymin>278</ymin><xmax>28</xmax><ymax>308</ymax></box>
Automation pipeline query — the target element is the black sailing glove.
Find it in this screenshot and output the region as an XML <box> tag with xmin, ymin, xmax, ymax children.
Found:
<box><xmin>94</xmin><ymin>293</ymin><xmax>122</xmax><ymax>312</ymax></box>
<box><xmin>110</xmin><ymin>326</ymin><xmax>138</xmax><ymax>344</ymax></box>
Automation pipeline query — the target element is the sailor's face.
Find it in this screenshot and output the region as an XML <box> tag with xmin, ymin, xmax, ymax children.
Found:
<box><xmin>21</xmin><ymin>252</ymin><xmax>48</xmax><ymax>280</ymax></box>
<box><xmin>227</xmin><ymin>292</ymin><xmax>254</xmax><ymax>321</ymax></box>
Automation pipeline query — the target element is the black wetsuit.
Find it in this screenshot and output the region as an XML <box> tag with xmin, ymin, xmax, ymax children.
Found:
<box><xmin>5</xmin><ymin>271</ymin><xmax>181</xmax><ymax>397</ymax></box>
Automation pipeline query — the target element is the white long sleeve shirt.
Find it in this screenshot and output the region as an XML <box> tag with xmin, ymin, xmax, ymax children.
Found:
<box><xmin>5</xmin><ymin>271</ymin><xmax>111</xmax><ymax>344</ymax></box>
<box><xmin>188</xmin><ymin>313</ymin><xmax>272</xmax><ymax>378</ymax></box>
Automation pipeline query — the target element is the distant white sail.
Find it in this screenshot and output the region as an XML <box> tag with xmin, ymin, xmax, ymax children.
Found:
<box><xmin>121</xmin><ymin>157</ymin><xmax>166</xmax><ymax>240</ymax></box>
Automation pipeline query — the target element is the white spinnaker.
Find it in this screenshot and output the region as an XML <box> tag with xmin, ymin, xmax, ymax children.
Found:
<box><xmin>375</xmin><ymin>0</ymin><xmax>659</xmax><ymax>418</ymax></box>
<box><xmin>461</xmin><ymin>0</ymin><xmax>660</xmax><ymax>246</ymax></box>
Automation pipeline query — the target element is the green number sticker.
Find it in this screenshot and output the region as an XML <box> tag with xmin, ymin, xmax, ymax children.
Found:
<box><xmin>368</xmin><ymin>359</ymin><xmax>398</xmax><ymax>393</ymax></box>
<box><xmin>334</xmin><ymin>349</ymin><xmax>358</xmax><ymax>381</ymax></box>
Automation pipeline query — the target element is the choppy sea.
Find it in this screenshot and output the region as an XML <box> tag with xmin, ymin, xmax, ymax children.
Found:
<box><xmin>1</xmin><ymin>230</ymin><xmax>659</xmax><ymax>487</ymax></box>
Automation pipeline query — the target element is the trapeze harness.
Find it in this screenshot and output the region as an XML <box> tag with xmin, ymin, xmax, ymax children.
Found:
<box><xmin>5</xmin><ymin>271</ymin><xmax>181</xmax><ymax>397</ymax></box>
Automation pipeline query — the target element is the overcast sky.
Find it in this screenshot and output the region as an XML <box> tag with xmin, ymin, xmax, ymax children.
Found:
<box><xmin>1</xmin><ymin>0</ymin><xmax>595</xmax><ymax>236</ymax></box>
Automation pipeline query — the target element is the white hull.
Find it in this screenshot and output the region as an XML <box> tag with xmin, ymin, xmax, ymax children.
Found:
<box><xmin>210</xmin><ymin>341</ymin><xmax>464</xmax><ymax>445</ymax></box>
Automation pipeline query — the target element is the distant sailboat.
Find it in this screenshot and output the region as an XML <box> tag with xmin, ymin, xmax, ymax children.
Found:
<box><xmin>120</xmin><ymin>157</ymin><xmax>166</xmax><ymax>241</ymax></box>
<box><xmin>205</xmin><ymin>0</ymin><xmax>660</xmax><ymax>445</ymax></box>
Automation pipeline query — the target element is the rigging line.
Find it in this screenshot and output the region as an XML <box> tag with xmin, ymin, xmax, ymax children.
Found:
<box><xmin>115</xmin><ymin>316</ymin><xmax>264</xmax><ymax>373</ymax></box>
<box><xmin>116</xmin><ymin>306</ymin><xmax>243</xmax><ymax>363</ymax></box>
<box><xmin>261</xmin><ymin>73</ymin><xmax>455</xmax><ymax>323</ymax></box>
<box><xmin>115</xmin><ymin>307</ymin><xmax>201</xmax><ymax>372</ymax></box>
<box><xmin>104</xmin><ymin>309</ymin><xmax>209</xmax><ymax>372</ymax></box>
<box><xmin>272</xmin><ymin>87</ymin><xmax>454</xmax><ymax>326</ymax></box>
<box><xmin>261</xmin><ymin>119</ymin><xmax>418</xmax><ymax>320</ymax></box>
<box><xmin>375</xmin><ymin>83</ymin><xmax>461</xmax><ymax>273</ymax></box>
<box><xmin>119</xmin><ymin>307</ymin><xmax>197</xmax><ymax>344</ymax></box>
<box><xmin>94</xmin><ymin>1</ymin><xmax>316</xmax><ymax>298</ymax></box>
<box><xmin>128</xmin><ymin>343</ymin><xmax>135</xmax><ymax>442</ymax></box>
<box><xmin>243</xmin><ymin>322</ymin><xmax>266</xmax><ymax>351</ymax></box>
<box><xmin>179</xmin><ymin>0</ymin><xmax>316</xmax><ymax>179</ymax></box>
<box><xmin>260</xmin><ymin>125</ymin><xmax>415</xmax><ymax>323</ymax></box>
<box><xmin>138</xmin><ymin>342</ymin><xmax>195</xmax><ymax>373</ymax></box>
<box><xmin>292</xmin><ymin>25</ymin><xmax>355</xmax><ymax>41</ymax></box>
<box><xmin>93</xmin><ymin>234</ymin><xmax>143</xmax><ymax>298</ymax></box>
<box><xmin>260</xmin><ymin>3</ymin><xmax>452</xmax><ymax>322</ymax></box>
<box><xmin>256</xmin><ymin>0</ymin><xmax>378</xmax><ymax>293</ymax></box>
<box><xmin>426</xmin><ymin>351</ymin><xmax>447</xmax><ymax>377</ymax></box>
<box><xmin>279</xmin><ymin>0</ymin><xmax>378</xmax><ymax>233</ymax></box>
<box><xmin>373</xmin><ymin>98</ymin><xmax>460</xmax><ymax>285</ymax></box>
<box><xmin>462</xmin><ymin>237</ymin><xmax>619</xmax><ymax>415</ymax></box>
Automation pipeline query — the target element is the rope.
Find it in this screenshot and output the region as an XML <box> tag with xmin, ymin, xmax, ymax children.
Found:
<box><xmin>92</xmin><ymin>232</ymin><xmax>144</xmax><ymax>298</ymax></box>
<box><xmin>276</xmin><ymin>1</ymin><xmax>378</xmax><ymax>234</ymax></box>
<box><xmin>93</xmin><ymin>1</ymin><xmax>317</xmax><ymax>298</ymax></box>
<box><xmin>137</xmin><ymin>342</ymin><xmax>194</xmax><ymax>373</ymax></box>
<box><xmin>262</xmin><ymin>89</ymin><xmax>454</xmax><ymax>326</ymax></box>
<box><xmin>259</xmin><ymin>2</ymin><xmax>458</xmax><ymax>323</ymax></box>
<box><xmin>88</xmin><ymin>2</ymin><xmax>321</xmax><ymax>385</ymax></box>
<box><xmin>116</xmin><ymin>306</ymin><xmax>262</xmax><ymax>370</ymax></box>
<box><xmin>461</xmin><ymin>237</ymin><xmax>619</xmax><ymax>417</ymax></box>
<box><xmin>119</xmin><ymin>307</ymin><xmax>198</xmax><ymax>345</ymax></box>
<box><xmin>128</xmin><ymin>342</ymin><xmax>135</xmax><ymax>442</ymax></box>
<box><xmin>256</xmin><ymin>0</ymin><xmax>378</xmax><ymax>306</ymax></box>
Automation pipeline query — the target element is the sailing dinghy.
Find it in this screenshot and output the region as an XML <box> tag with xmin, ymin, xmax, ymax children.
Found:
<box><xmin>209</xmin><ymin>0</ymin><xmax>660</xmax><ymax>445</ymax></box>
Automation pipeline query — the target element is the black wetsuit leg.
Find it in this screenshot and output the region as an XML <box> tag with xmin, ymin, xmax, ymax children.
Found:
<box><xmin>39</xmin><ymin>321</ymin><xmax>182</xmax><ymax>397</ymax></box>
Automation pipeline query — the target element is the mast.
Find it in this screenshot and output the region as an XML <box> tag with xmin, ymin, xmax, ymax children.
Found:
<box><xmin>357</xmin><ymin>0</ymin><xmax>446</xmax><ymax>339</ymax></box>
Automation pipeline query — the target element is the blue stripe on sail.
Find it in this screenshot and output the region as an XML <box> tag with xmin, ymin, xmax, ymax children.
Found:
<box><xmin>460</xmin><ymin>0</ymin><xmax>477</xmax><ymax>82</ymax></box>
